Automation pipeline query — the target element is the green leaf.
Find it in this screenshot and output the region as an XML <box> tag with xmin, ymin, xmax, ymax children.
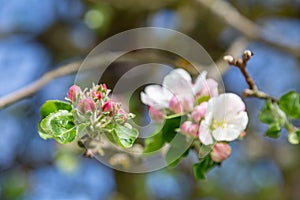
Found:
<box><xmin>165</xmin><ymin>132</ymin><xmax>191</xmax><ymax>165</ymax></box>
<box><xmin>265</xmin><ymin>123</ymin><xmax>281</xmax><ymax>138</ymax></box>
<box><xmin>40</xmin><ymin>100</ymin><xmax>72</xmax><ymax>119</ymax></box>
<box><xmin>259</xmin><ymin>100</ymin><xmax>286</xmax><ymax>126</ymax></box>
<box><xmin>143</xmin><ymin>131</ymin><xmax>165</xmax><ymax>153</ymax></box>
<box><xmin>143</xmin><ymin>116</ymin><xmax>184</xmax><ymax>154</ymax></box>
<box><xmin>166</xmin><ymin>145</ymin><xmax>189</xmax><ymax>167</ymax></box>
<box><xmin>162</xmin><ymin>116</ymin><xmax>184</xmax><ymax>142</ymax></box>
<box><xmin>112</xmin><ymin>123</ymin><xmax>139</xmax><ymax>148</ymax></box>
<box><xmin>279</xmin><ymin>91</ymin><xmax>300</xmax><ymax>119</ymax></box>
<box><xmin>38</xmin><ymin>110</ymin><xmax>76</xmax><ymax>144</ymax></box>
<box><xmin>193</xmin><ymin>156</ymin><xmax>218</xmax><ymax>180</ymax></box>
<box><xmin>76</xmin><ymin>123</ymin><xmax>90</xmax><ymax>138</ymax></box>
<box><xmin>288</xmin><ymin>129</ymin><xmax>300</xmax><ymax>144</ymax></box>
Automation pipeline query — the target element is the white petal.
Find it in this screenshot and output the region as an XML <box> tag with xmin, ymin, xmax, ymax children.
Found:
<box><xmin>141</xmin><ymin>85</ymin><xmax>172</xmax><ymax>109</ymax></box>
<box><xmin>207</xmin><ymin>93</ymin><xmax>246</xmax><ymax>121</ymax></box>
<box><xmin>141</xmin><ymin>92</ymin><xmax>154</xmax><ymax>106</ymax></box>
<box><xmin>193</xmin><ymin>71</ymin><xmax>207</xmax><ymax>94</ymax></box>
<box><xmin>212</xmin><ymin>127</ymin><xmax>241</xmax><ymax>142</ymax></box>
<box><xmin>201</xmin><ymin>79</ymin><xmax>219</xmax><ymax>97</ymax></box>
<box><xmin>172</xmin><ymin>68</ymin><xmax>192</xmax><ymax>82</ymax></box>
<box><xmin>227</xmin><ymin>111</ymin><xmax>248</xmax><ymax>130</ymax></box>
<box><xmin>163</xmin><ymin>69</ymin><xmax>194</xmax><ymax>99</ymax></box>
<box><xmin>199</xmin><ymin>121</ymin><xmax>214</xmax><ymax>145</ymax></box>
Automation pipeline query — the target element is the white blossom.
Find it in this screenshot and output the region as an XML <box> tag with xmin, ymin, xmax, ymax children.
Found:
<box><xmin>199</xmin><ymin>93</ymin><xmax>248</xmax><ymax>145</ymax></box>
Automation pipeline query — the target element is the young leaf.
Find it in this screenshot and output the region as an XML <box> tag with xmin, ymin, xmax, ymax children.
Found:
<box><xmin>39</xmin><ymin>110</ymin><xmax>76</xmax><ymax>144</ymax></box>
<box><xmin>279</xmin><ymin>91</ymin><xmax>300</xmax><ymax>119</ymax></box>
<box><xmin>265</xmin><ymin>123</ymin><xmax>281</xmax><ymax>138</ymax></box>
<box><xmin>193</xmin><ymin>156</ymin><xmax>218</xmax><ymax>180</ymax></box>
<box><xmin>259</xmin><ymin>100</ymin><xmax>286</xmax><ymax>126</ymax></box>
<box><xmin>40</xmin><ymin>100</ymin><xmax>72</xmax><ymax>119</ymax></box>
<box><xmin>166</xmin><ymin>145</ymin><xmax>189</xmax><ymax>167</ymax></box>
<box><xmin>165</xmin><ymin>132</ymin><xmax>192</xmax><ymax>165</ymax></box>
<box><xmin>112</xmin><ymin>123</ymin><xmax>139</xmax><ymax>148</ymax></box>
<box><xmin>144</xmin><ymin>116</ymin><xmax>184</xmax><ymax>154</ymax></box>
<box><xmin>162</xmin><ymin>116</ymin><xmax>184</xmax><ymax>142</ymax></box>
<box><xmin>143</xmin><ymin>131</ymin><xmax>165</xmax><ymax>153</ymax></box>
<box><xmin>288</xmin><ymin>129</ymin><xmax>300</xmax><ymax>144</ymax></box>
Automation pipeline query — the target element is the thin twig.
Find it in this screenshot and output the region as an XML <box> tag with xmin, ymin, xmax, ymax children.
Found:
<box><xmin>196</xmin><ymin>0</ymin><xmax>300</xmax><ymax>58</ymax></box>
<box><xmin>0</xmin><ymin>52</ymin><xmax>130</xmax><ymax>109</ymax></box>
<box><xmin>224</xmin><ymin>50</ymin><xmax>278</xmax><ymax>102</ymax></box>
<box><xmin>0</xmin><ymin>61</ymin><xmax>81</xmax><ymax>108</ymax></box>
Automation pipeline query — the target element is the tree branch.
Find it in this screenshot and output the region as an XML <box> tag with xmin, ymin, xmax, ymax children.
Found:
<box><xmin>196</xmin><ymin>0</ymin><xmax>300</xmax><ymax>58</ymax></box>
<box><xmin>0</xmin><ymin>37</ymin><xmax>249</xmax><ymax>109</ymax></box>
<box><xmin>0</xmin><ymin>52</ymin><xmax>133</xmax><ymax>109</ymax></box>
<box><xmin>0</xmin><ymin>61</ymin><xmax>81</xmax><ymax>108</ymax></box>
<box><xmin>224</xmin><ymin>50</ymin><xmax>278</xmax><ymax>102</ymax></box>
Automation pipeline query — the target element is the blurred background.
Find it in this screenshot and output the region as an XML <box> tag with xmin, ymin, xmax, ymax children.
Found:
<box><xmin>0</xmin><ymin>0</ymin><xmax>300</xmax><ymax>199</ymax></box>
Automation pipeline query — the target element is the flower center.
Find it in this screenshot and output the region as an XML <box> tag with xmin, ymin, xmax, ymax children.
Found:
<box><xmin>212</xmin><ymin>119</ymin><xmax>228</xmax><ymax>129</ymax></box>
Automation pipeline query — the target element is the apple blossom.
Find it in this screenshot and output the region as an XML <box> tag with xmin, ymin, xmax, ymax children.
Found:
<box><xmin>210</xmin><ymin>143</ymin><xmax>232</xmax><ymax>162</ymax></box>
<box><xmin>141</xmin><ymin>69</ymin><xmax>216</xmax><ymax>115</ymax></box>
<box><xmin>199</xmin><ymin>93</ymin><xmax>248</xmax><ymax>145</ymax></box>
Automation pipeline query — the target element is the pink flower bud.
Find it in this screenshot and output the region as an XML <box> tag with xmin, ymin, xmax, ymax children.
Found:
<box><xmin>169</xmin><ymin>96</ymin><xmax>183</xmax><ymax>114</ymax></box>
<box><xmin>180</xmin><ymin>121</ymin><xmax>199</xmax><ymax>137</ymax></box>
<box><xmin>210</xmin><ymin>143</ymin><xmax>232</xmax><ymax>163</ymax></box>
<box><xmin>149</xmin><ymin>106</ymin><xmax>164</xmax><ymax>122</ymax></box>
<box><xmin>67</xmin><ymin>85</ymin><xmax>82</xmax><ymax>101</ymax></box>
<box><xmin>102</xmin><ymin>100</ymin><xmax>115</xmax><ymax>112</ymax></box>
<box><xmin>115</xmin><ymin>108</ymin><xmax>128</xmax><ymax>124</ymax></box>
<box><xmin>191</xmin><ymin>102</ymin><xmax>208</xmax><ymax>122</ymax></box>
<box><xmin>102</xmin><ymin>84</ymin><xmax>107</xmax><ymax>92</ymax></box>
<box><xmin>239</xmin><ymin>131</ymin><xmax>247</xmax><ymax>138</ymax></box>
<box><xmin>197</xmin><ymin>79</ymin><xmax>218</xmax><ymax>97</ymax></box>
<box><xmin>92</xmin><ymin>91</ymin><xmax>102</xmax><ymax>100</ymax></box>
<box><xmin>182</xmin><ymin>96</ymin><xmax>195</xmax><ymax>112</ymax></box>
<box><xmin>78</xmin><ymin>98</ymin><xmax>96</xmax><ymax>113</ymax></box>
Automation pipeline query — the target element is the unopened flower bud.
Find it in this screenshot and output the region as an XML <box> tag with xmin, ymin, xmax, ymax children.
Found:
<box><xmin>223</xmin><ymin>55</ymin><xmax>234</xmax><ymax>63</ymax></box>
<box><xmin>102</xmin><ymin>84</ymin><xmax>107</xmax><ymax>92</ymax></box>
<box><xmin>92</xmin><ymin>91</ymin><xmax>102</xmax><ymax>100</ymax></box>
<box><xmin>210</xmin><ymin>143</ymin><xmax>232</xmax><ymax>163</ymax></box>
<box><xmin>239</xmin><ymin>131</ymin><xmax>247</xmax><ymax>138</ymax></box>
<box><xmin>169</xmin><ymin>96</ymin><xmax>183</xmax><ymax>114</ymax></box>
<box><xmin>67</xmin><ymin>85</ymin><xmax>82</xmax><ymax>101</ymax></box>
<box><xmin>149</xmin><ymin>106</ymin><xmax>164</xmax><ymax>122</ymax></box>
<box><xmin>197</xmin><ymin>79</ymin><xmax>218</xmax><ymax>97</ymax></box>
<box><xmin>180</xmin><ymin>121</ymin><xmax>199</xmax><ymax>137</ymax></box>
<box><xmin>78</xmin><ymin>98</ymin><xmax>96</xmax><ymax>113</ymax></box>
<box><xmin>115</xmin><ymin>108</ymin><xmax>128</xmax><ymax>124</ymax></box>
<box><xmin>102</xmin><ymin>100</ymin><xmax>115</xmax><ymax>112</ymax></box>
<box><xmin>244</xmin><ymin>50</ymin><xmax>253</xmax><ymax>57</ymax></box>
<box><xmin>182</xmin><ymin>96</ymin><xmax>195</xmax><ymax>112</ymax></box>
<box><xmin>192</xmin><ymin>102</ymin><xmax>208</xmax><ymax>122</ymax></box>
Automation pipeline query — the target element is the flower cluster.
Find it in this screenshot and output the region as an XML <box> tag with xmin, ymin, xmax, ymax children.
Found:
<box><xmin>38</xmin><ymin>83</ymin><xmax>138</xmax><ymax>148</ymax></box>
<box><xmin>141</xmin><ymin>69</ymin><xmax>248</xmax><ymax>163</ymax></box>
<box><xmin>67</xmin><ymin>84</ymin><xmax>136</xmax><ymax>134</ymax></box>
